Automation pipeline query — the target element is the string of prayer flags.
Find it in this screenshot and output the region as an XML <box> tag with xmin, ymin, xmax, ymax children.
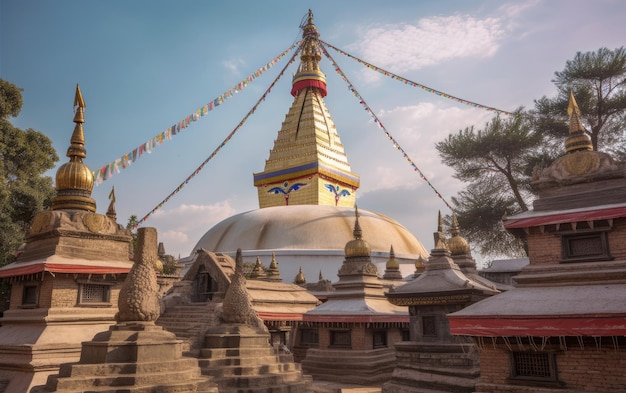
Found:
<box><xmin>93</xmin><ymin>43</ymin><xmax>299</xmax><ymax>186</ymax></box>
<box><xmin>319</xmin><ymin>43</ymin><xmax>455</xmax><ymax>212</ymax></box>
<box><xmin>134</xmin><ymin>48</ymin><xmax>301</xmax><ymax>228</ymax></box>
<box><xmin>319</xmin><ymin>39</ymin><xmax>513</xmax><ymax>116</ymax></box>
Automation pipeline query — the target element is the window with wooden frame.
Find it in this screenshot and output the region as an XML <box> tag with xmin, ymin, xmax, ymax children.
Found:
<box><xmin>299</xmin><ymin>328</ymin><xmax>319</xmax><ymax>347</ymax></box>
<box><xmin>561</xmin><ymin>231</ymin><xmax>611</xmax><ymax>263</ymax></box>
<box><xmin>373</xmin><ymin>330</ymin><xmax>387</xmax><ymax>349</ymax></box>
<box><xmin>22</xmin><ymin>284</ymin><xmax>39</xmax><ymax>307</ymax></box>
<box><xmin>510</xmin><ymin>351</ymin><xmax>557</xmax><ymax>382</ymax></box>
<box><xmin>78</xmin><ymin>282</ymin><xmax>112</xmax><ymax>305</ymax></box>
<box><xmin>330</xmin><ymin>329</ymin><xmax>351</xmax><ymax>348</ymax></box>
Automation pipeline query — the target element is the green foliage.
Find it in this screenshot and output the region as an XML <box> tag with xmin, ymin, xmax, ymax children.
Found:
<box><xmin>0</xmin><ymin>79</ymin><xmax>23</xmax><ymax>118</ymax></box>
<box><xmin>437</xmin><ymin>47</ymin><xmax>626</xmax><ymax>259</ymax></box>
<box><xmin>0</xmin><ymin>80</ymin><xmax>58</xmax><ymax>266</ymax></box>
<box><xmin>533</xmin><ymin>47</ymin><xmax>626</xmax><ymax>153</ymax></box>
<box><xmin>436</xmin><ymin>112</ymin><xmax>541</xmax><ymax>213</ymax></box>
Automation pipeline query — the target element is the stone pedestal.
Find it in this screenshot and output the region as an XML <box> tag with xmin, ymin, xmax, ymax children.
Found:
<box><xmin>302</xmin><ymin>347</ymin><xmax>397</xmax><ymax>385</ymax></box>
<box><xmin>382</xmin><ymin>342</ymin><xmax>479</xmax><ymax>393</ymax></box>
<box><xmin>43</xmin><ymin>322</ymin><xmax>217</xmax><ymax>392</ymax></box>
<box><xmin>199</xmin><ymin>324</ymin><xmax>312</xmax><ymax>393</ymax></box>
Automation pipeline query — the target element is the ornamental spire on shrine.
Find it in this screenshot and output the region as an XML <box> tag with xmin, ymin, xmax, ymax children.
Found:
<box><xmin>51</xmin><ymin>84</ymin><xmax>97</xmax><ymax>212</ymax></box>
<box><xmin>565</xmin><ymin>90</ymin><xmax>593</xmax><ymax>153</ymax></box>
<box><xmin>253</xmin><ymin>10</ymin><xmax>360</xmax><ymax>208</ymax></box>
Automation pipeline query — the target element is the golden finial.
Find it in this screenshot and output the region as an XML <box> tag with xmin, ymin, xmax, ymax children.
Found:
<box><xmin>354</xmin><ymin>205</ymin><xmax>362</xmax><ymax>239</ymax></box>
<box><xmin>437</xmin><ymin>210</ymin><xmax>443</xmax><ymax>232</ymax></box>
<box><xmin>318</xmin><ymin>269</ymin><xmax>323</xmax><ymax>281</ymax></box>
<box><xmin>565</xmin><ymin>90</ymin><xmax>593</xmax><ymax>152</ymax></box>
<box><xmin>433</xmin><ymin>210</ymin><xmax>447</xmax><ymax>246</ymax></box>
<box><xmin>250</xmin><ymin>256</ymin><xmax>266</xmax><ymax>279</ymax></box>
<box><xmin>386</xmin><ymin>245</ymin><xmax>399</xmax><ymax>270</ymax></box>
<box><xmin>291</xmin><ymin>9</ymin><xmax>327</xmax><ymax>97</ymax></box>
<box><xmin>448</xmin><ymin>213</ymin><xmax>470</xmax><ymax>255</ymax></box>
<box><xmin>106</xmin><ymin>186</ymin><xmax>117</xmax><ymax>220</ymax></box>
<box><xmin>51</xmin><ymin>84</ymin><xmax>96</xmax><ymax>211</ymax></box>
<box><xmin>294</xmin><ymin>266</ymin><xmax>306</xmax><ymax>285</ymax></box>
<box><xmin>344</xmin><ymin>206</ymin><xmax>371</xmax><ymax>257</ymax></box>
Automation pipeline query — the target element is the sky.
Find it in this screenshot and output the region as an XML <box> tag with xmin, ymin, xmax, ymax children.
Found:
<box><xmin>2</xmin><ymin>0</ymin><xmax>625</xmax><ymax>268</ymax></box>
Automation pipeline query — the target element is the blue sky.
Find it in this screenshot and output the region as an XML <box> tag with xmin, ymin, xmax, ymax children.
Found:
<box><xmin>2</xmin><ymin>0</ymin><xmax>625</xmax><ymax>265</ymax></box>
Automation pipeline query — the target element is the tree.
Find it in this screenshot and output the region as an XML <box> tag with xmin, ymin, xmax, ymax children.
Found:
<box><xmin>0</xmin><ymin>79</ymin><xmax>58</xmax><ymax>266</ymax></box>
<box><xmin>533</xmin><ymin>47</ymin><xmax>626</xmax><ymax>155</ymax></box>
<box><xmin>436</xmin><ymin>113</ymin><xmax>539</xmax><ymax>257</ymax></box>
<box><xmin>437</xmin><ymin>47</ymin><xmax>626</xmax><ymax>259</ymax></box>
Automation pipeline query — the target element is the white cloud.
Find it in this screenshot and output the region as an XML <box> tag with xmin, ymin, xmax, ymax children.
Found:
<box><xmin>349</xmin><ymin>15</ymin><xmax>505</xmax><ymax>74</ymax></box>
<box><xmin>357</xmin><ymin>102</ymin><xmax>492</xmax><ymax>195</ymax></box>
<box><xmin>222</xmin><ymin>57</ymin><xmax>246</xmax><ymax>75</ymax></box>
<box><xmin>148</xmin><ymin>201</ymin><xmax>236</xmax><ymax>257</ymax></box>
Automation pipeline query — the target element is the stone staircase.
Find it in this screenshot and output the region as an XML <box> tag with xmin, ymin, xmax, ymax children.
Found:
<box><xmin>199</xmin><ymin>324</ymin><xmax>313</xmax><ymax>393</ymax></box>
<box><xmin>156</xmin><ymin>302</ymin><xmax>219</xmax><ymax>354</ymax></box>
<box><xmin>42</xmin><ymin>324</ymin><xmax>217</xmax><ymax>393</ymax></box>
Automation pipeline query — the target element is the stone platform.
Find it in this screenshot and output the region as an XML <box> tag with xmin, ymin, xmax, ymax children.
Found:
<box><xmin>199</xmin><ymin>324</ymin><xmax>312</xmax><ymax>393</ymax></box>
<box><xmin>42</xmin><ymin>322</ymin><xmax>216</xmax><ymax>393</ymax></box>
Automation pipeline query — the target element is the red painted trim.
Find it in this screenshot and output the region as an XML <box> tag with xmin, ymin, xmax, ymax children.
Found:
<box><xmin>449</xmin><ymin>314</ymin><xmax>626</xmax><ymax>336</ymax></box>
<box><xmin>291</xmin><ymin>79</ymin><xmax>327</xmax><ymax>97</ymax></box>
<box><xmin>504</xmin><ymin>206</ymin><xmax>626</xmax><ymax>229</ymax></box>
<box><xmin>0</xmin><ymin>263</ymin><xmax>131</xmax><ymax>278</ymax></box>
<box><xmin>303</xmin><ymin>315</ymin><xmax>409</xmax><ymax>323</ymax></box>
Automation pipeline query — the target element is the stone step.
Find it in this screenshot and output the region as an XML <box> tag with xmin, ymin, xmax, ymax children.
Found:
<box><xmin>198</xmin><ymin>354</ymin><xmax>285</xmax><ymax>367</ymax></box>
<box><xmin>200</xmin><ymin>361</ymin><xmax>300</xmax><ymax>377</ymax></box>
<box><xmin>45</xmin><ymin>379</ymin><xmax>214</xmax><ymax>393</ymax></box>
<box><xmin>218</xmin><ymin>381</ymin><xmax>310</xmax><ymax>393</ymax></box>
<box><xmin>199</xmin><ymin>347</ymin><xmax>277</xmax><ymax>358</ymax></box>
<box><xmin>56</xmin><ymin>358</ymin><xmax>201</xmax><ymax>378</ymax></box>
<box><xmin>204</xmin><ymin>333</ymin><xmax>270</xmax><ymax>349</ymax></box>
<box><xmin>47</xmin><ymin>371</ymin><xmax>204</xmax><ymax>392</ymax></box>
<box><xmin>212</xmin><ymin>370</ymin><xmax>308</xmax><ymax>389</ymax></box>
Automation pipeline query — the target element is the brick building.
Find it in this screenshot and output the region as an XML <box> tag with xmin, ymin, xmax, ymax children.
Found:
<box><xmin>449</xmin><ymin>93</ymin><xmax>626</xmax><ymax>392</ymax></box>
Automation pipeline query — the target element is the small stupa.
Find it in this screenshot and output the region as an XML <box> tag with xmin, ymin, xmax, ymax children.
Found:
<box><xmin>299</xmin><ymin>208</ymin><xmax>409</xmax><ymax>385</ymax></box>
<box><xmin>384</xmin><ymin>215</ymin><xmax>499</xmax><ymax>393</ymax></box>
<box><xmin>198</xmin><ymin>249</ymin><xmax>312</xmax><ymax>393</ymax></box>
<box><xmin>44</xmin><ymin>227</ymin><xmax>216</xmax><ymax>392</ymax></box>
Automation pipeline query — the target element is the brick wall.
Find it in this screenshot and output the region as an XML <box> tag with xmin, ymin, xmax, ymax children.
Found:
<box><xmin>526</xmin><ymin>218</ymin><xmax>626</xmax><ymax>265</ymax></box>
<box><xmin>51</xmin><ymin>276</ymin><xmax>78</xmax><ymax>307</ymax></box>
<box><xmin>526</xmin><ymin>231</ymin><xmax>561</xmax><ymax>266</ymax></box>
<box><xmin>477</xmin><ymin>345</ymin><xmax>626</xmax><ymax>392</ymax></box>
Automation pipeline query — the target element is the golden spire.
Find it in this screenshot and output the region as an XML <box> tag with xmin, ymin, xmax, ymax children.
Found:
<box><xmin>344</xmin><ymin>206</ymin><xmax>371</xmax><ymax>258</ymax></box>
<box><xmin>386</xmin><ymin>245</ymin><xmax>399</xmax><ymax>270</ymax></box>
<box><xmin>253</xmin><ymin>11</ymin><xmax>359</xmax><ymax>208</ymax></box>
<box><xmin>448</xmin><ymin>213</ymin><xmax>470</xmax><ymax>255</ymax></box>
<box><xmin>51</xmin><ymin>84</ymin><xmax>96</xmax><ymax>212</ymax></box>
<box><xmin>266</xmin><ymin>251</ymin><xmax>282</xmax><ymax>281</ymax></box>
<box><xmin>250</xmin><ymin>256</ymin><xmax>266</xmax><ymax>279</ymax></box>
<box><xmin>291</xmin><ymin>9</ymin><xmax>327</xmax><ymax>97</ymax></box>
<box><xmin>565</xmin><ymin>90</ymin><xmax>593</xmax><ymax>153</ymax></box>
<box><xmin>294</xmin><ymin>266</ymin><xmax>306</xmax><ymax>285</ymax></box>
<box><xmin>106</xmin><ymin>186</ymin><xmax>117</xmax><ymax>220</ymax></box>
<box><xmin>433</xmin><ymin>210</ymin><xmax>446</xmax><ymax>246</ymax></box>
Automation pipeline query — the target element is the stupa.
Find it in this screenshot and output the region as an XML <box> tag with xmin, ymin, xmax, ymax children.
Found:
<box><xmin>298</xmin><ymin>208</ymin><xmax>410</xmax><ymax>384</ymax></box>
<box><xmin>0</xmin><ymin>86</ymin><xmax>134</xmax><ymax>391</ymax></box>
<box><xmin>190</xmin><ymin>10</ymin><xmax>428</xmax><ymax>282</ymax></box>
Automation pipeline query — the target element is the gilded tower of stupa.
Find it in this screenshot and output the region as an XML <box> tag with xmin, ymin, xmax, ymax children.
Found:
<box><xmin>253</xmin><ymin>10</ymin><xmax>360</xmax><ymax>208</ymax></box>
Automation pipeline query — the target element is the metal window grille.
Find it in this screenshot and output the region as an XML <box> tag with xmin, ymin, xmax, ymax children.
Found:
<box><xmin>81</xmin><ymin>284</ymin><xmax>107</xmax><ymax>303</ymax></box>
<box><xmin>512</xmin><ymin>352</ymin><xmax>553</xmax><ymax>379</ymax></box>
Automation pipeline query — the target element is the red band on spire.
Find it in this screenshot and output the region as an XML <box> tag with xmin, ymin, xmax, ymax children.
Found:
<box><xmin>291</xmin><ymin>79</ymin><xmax>327</xmax><ymax>97</ymax></box>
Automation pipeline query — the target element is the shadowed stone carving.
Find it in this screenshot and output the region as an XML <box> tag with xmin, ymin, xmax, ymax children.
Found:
<box><xmin>221</xmin><ymin>248</ymin><xmax>268</xmax><ymax>332</ymax></box>
<box><xmin>117</xmin><ymin>227</ymin><xmax>160</xmax><ymax>322</ymax></box>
